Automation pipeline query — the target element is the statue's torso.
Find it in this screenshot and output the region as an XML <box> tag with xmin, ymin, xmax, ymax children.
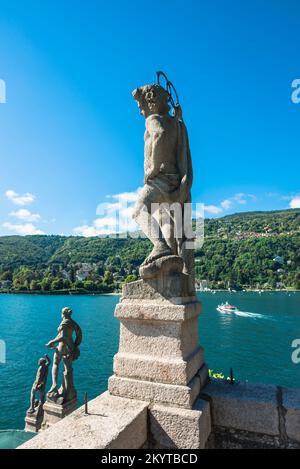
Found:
<box><xmin>144</xmin><ymin>114</ymin><xmax>179</xmax><ymax>177</ymax></box>
<box><xmin>57</xmin><ymin>319</ymin><xmax>76</xmax><ymax>354</ymax></box>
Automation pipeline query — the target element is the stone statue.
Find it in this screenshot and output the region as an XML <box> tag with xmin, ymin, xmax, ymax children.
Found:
<box><xmin>46</xmin><ymin>307</ymin><xmax>82</xmax><ymax>404</ymax></box>
<box><xmin>132</xmin><ymin>72</ymin><xmax>195</xmax><ymax>291</ymax></box>
<box><xmin>27</xmin><ymin>354</ymin><xmax>51</xmax><ymax>414</ymax></box>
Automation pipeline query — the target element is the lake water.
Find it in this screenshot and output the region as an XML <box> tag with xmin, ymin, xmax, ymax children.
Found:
<box><xmin>0</xmin><ymin>291</ymin><xmax>299</xmax><ymax>430</ymax></box>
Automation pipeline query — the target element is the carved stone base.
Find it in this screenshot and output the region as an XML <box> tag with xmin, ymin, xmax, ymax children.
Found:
<box><xmin>42</xmin><ymin>398</ymin><xmax>77</xmax><ymax>429</ymax></box>
<box><xmin>139</xmin><ymin>255</ymin><xmax>184</xmax><ymax>280</ymax></box>
<box><xmin>24</xmin><ymin>403</ymin><xmax>44</xmax><ymax>433</ymax></box>
<box><xmin>109</xmin><ymin>270</ymin><xmax>208</xmax><ymax>408</ymax></box>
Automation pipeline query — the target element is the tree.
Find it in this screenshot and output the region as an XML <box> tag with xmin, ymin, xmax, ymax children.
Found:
<box><xmin>103</xmin><ymin>270</ymin><xmax>114</xmax><ymax>285</ymax></box>
<box><xmin>51</xmin><ymin>278</ymin><xmax>64</xmax><ymax>291</ymax></box>
<box><xmin>30</xmin><ymin>280</ymin><xmax>41</xmax><ymax>291</ymax></box>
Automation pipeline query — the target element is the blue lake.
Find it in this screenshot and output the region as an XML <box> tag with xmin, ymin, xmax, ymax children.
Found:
<box><xmin>0</xmin><ymin>292</ymin><xmax>299</xmax><ymax>430</ymax></box>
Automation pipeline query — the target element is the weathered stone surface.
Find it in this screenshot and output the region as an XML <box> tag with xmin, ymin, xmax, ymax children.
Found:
<box><xmin>203</xmin><ymin>380</ymin><xmax>279</xmax><ymax>436</ymax></box>
<box><xmin>149</xmin><ymin>398</ymin><xmax>211</xmax><ymax>449</ymax></box>
<box><xmin>46</xmin><ymin>307</ymin><xmax>82</xmax><ymax>405</ymax></box>
<box><xmin>139</xmin><ymin>255</ymin><xmax>183</xmax><ymax>280</ymax></box>
<box><xmin>115</xmin><ymin>299</ymin><xmax>201</xmax><ymax>321</ymax></box>
<box><xmin>25</xmin><ymin>354</ymin><xmax>50</xmax><ymax>427</ymax></box>
<box><xmin>110</xmin><ymin>276</ymin><xmax>206</xmax><ymax>408</ymax></box>
<box><xmin>42</xmin><ymin>398</ymin><xmax>78</xmax><ymax>429</ymax></box>
<box><xmin>197</xmin><ymin>363</ymin><xmax>209</xmax><ymax>389</ymax></box>
<box><xmin>113</xmin><ymin>347</ymin><xmax>203</xmax><ymax>385</ymax></box>
<box><xmin>25</xmin><ymin>403</ymin><xmax>44</xmax><ymax>433</ymax></box>
<box><xmin>132</xmin><ymin>77</ymin><xmax>194</xmax><ymax>291</ymax></box>
<box><xmin>118</xmin><ymin>315</ymin><xmax>200</xmax><ymax>361</ymax></box>
<box><xmin>122</xmin><ymin>278</ymin><xmax>195</xmax><ymax>303</ymax></box>
<box><xmin>283</xmin><ymin>387</ymin><xmax>300</xmax><ymax>442</ymax></box>
<box><xmin>208</xmin><ymin>426</ymin><xmax>300</xmax><ymax>449</ymax></box>
<box><xmin>108</xmin><ymin>374</ymin><xmax>200</xmax><ymax>408</ymax></box>
<box><xmin>18</xmin><ymin>392</ymin><xmax>148</xmax><ymax>449</ymax></box>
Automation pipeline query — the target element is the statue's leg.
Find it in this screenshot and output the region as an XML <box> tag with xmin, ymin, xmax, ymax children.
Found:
<box><xmin>61</xmin><ymin>357</ymin><xmax>76</xmax><ymax>402</ymax></box>
<box><xmin>40</xmin><ymin>389</ymin><xmax>45</xmax><ymax>405</ymax></box>
<box><xmin>28</xmin><ymin>387</ymin><xmax>36</xmax><ymax>412</ymax></box>
<box><xmin>160</xmin><ymin>203</ymin><xmax>178</xmax><ymax>254</ymax></box>
<box><xmin>48</xmin><ymin>352</ymin><xmax>61</xmax><ymax>393</ymax></box>
<box><xmin>133</xmin><ymin>186</ymin><xmax>172</xmax><ymax>263</ymax></box>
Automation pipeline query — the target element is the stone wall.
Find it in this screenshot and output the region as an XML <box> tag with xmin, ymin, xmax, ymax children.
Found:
<box><xmin>19</xmin><ymin>379</ymin><xmax>300</xmax><ymax>449</ymax></box>
<box><xmin>203</xmin><ymin>380</ymin><xmax>300</xmax><ymax>449</ymax></box>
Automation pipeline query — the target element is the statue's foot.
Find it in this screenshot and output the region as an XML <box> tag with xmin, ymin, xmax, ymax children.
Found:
<box><xmin>27</xmin><ymin>408</ymin><xmax>36</xmax><ymax>414</ymax></box>
<box><xmin>47</xmin><ymin>385</ymin><xmax>58</xmax><ymax>396</ymax></box>
<box><xmin>142</xmin><ymin>245</ymin><xmax>173</xmax><ymax>266</ymax></box>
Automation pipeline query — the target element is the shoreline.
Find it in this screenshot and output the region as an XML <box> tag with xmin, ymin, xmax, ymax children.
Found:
<box><xmin>0</xmin><ymin>289</ymin><xmax>299</xmax><ymax>296</ymax></box>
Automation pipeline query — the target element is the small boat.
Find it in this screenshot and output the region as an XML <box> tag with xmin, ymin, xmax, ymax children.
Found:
<box><xmin>217</xmin><ymin>302</ymin><xmax>238</xmax><ymax>313</ymax></box>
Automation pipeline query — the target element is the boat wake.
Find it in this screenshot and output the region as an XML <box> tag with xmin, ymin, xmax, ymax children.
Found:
<box><xmin>233</xmin><ymin>310</ymin><xmax>265</xmax><ymax>319</ymax></box>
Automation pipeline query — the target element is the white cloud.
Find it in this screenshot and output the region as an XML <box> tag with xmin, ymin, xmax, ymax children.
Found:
<box><xmin>232</xmin><ymin>193</ymin><xmax>247</xmax><ymax>204</ymax></box>
<box><xmin>289</xmin><ymin>196</ymin><xmax>300</xmax><ymax>209</ymax></box>
<box><xmin>111</xmin><ymin>189</ymin><xmax>142</xmax><ymax>203</ymax></box>
<box><xmin>73</xmin><ymin>188</ymin><xmax>140</xmax><ymax>237</ymax></box>
<box><xmin>204</xmin><ymin>205</ymin><xmax>223</xmax><ymax>215</ymax></box>
<box><xmin>5</xmin><ymin>190</ymin><xmax>36</xmax><ymax>206</ymax></box>
<box><xmin>2</xmin><ymin>222</ymin><xmax>45</xmax><ymax>235</ymax></box>
<box><xmin>204</xmin><ymin>193</ymin><xmax>256</xmax><ymax>216</ymax></box>
<box><xmin>10</xmin><ymin>208</ymin><xmax>40</xmax><ymax>222</ymax></box>
<box><xmin>220</xmin><ymin>199</ymin><xmax>232</xmax><ymax>210</ymax></box>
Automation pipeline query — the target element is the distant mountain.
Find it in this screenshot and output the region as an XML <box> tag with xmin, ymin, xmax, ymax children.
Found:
<box><xmin>0</xmin><ymin>209</ymin><xmax>299</xmax><ymax>291</ymax></box>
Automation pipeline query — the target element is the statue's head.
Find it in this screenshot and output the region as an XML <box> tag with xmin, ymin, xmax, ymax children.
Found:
<box><xmin>132</xmin><ymin>84</ymin><xmax>170</xmax><ymax>117</ymax></box>
<box><xmin>61</xmin><ymin>307</ymin><xmax>72</xmax><ymax>319</ymax></box>
<box><xmin>39</xmin><ymin>357</ymin><xmax>47</xmax><ymax>366</ymax></box>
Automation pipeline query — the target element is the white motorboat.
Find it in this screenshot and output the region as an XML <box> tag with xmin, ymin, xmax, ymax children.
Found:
<box><xmin>217</xmin><ymin>302</ymin><xmax>238</xmax><ymax>313</ymax></box>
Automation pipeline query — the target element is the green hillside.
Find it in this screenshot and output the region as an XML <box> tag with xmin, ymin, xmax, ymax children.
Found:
<box><xmin>0</xmin><ymin>209</ymin><xmax>299</xmax><ymax>292</ymax></box>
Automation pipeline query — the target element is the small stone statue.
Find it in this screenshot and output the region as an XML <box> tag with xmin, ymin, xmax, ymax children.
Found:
<box><xmin>46</xmin><ymin>307</ymin><xmax>82</xmax><ymax>404</ymax></box>
<box><xmin>27</xmin><ymin>354</ymin><xmax>51</xmax><ymax>414</ymax></box>
<box><xmin>132</xmin><ymin>72</ymin><xmax>195</xmax><ymax>291</ymax></box>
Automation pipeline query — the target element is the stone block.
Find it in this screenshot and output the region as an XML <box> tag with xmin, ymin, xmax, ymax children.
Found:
<box><xmin>115</xmin><ymin>299</ymin><xmax>201</xmax><ymax>322</ymax></box>
<box><xmin>24</xmin><ymin>403</ymin><xmax>43</xmax><ymax>433</ymax></box>
<box><xmin>149</xmin><ymin>398</ymin><xmax>211</xmax><ymax>449</ymax></box>
<box><xmin>203</xmin><ymin>380</ymin><xmax>279</xmax><ymax>436</ymax></box>
<box><xmin>122</xmin><ymin>278</ymin><xmax>196</xmax><ymax>304</ymax></box>
<box><xmin>283</xmin><ymin>387</ymin><xmax>300</xmax><ymax>442</ymax></box>
<box><xmin>118</xmin><ymin>316</ymin><xmax>200</xmax><ymax>361</ymax></box>
<box><xmin>18</xmin><ymin>392</ymin><xmax>148</xmax><ymax>449</ymax></box>
<box><xmin>113</xmin><ymin>346</ymin><xmax>203</xmax><ymax>385</ymax></box>
<box><xmin>108</xmin><ymin>374</ymin><xmax>200</xmax><ymax>408</ymax></box>
<box><xmin>42</xmin><ymin>398</ymin><xmax>78</xmax><ymax>429</ymax></box>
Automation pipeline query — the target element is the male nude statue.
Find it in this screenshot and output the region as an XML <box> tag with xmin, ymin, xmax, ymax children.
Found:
<box><xmin>27</xmin><ymin>354</ymin><xmax>50</xmax><ymax>413</ymax></box>
<box><xmin>46</xmin><ymin>307</ymin><xmax>82</xmax><ymax>403</ymax></box>
<box><xmin>132</xmin><ymin>79</ymin><xmax>194</xmax><ymax>282</ymax></box>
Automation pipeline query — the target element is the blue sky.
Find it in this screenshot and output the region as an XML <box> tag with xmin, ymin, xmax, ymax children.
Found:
<box><xmin>0</xmin><ymin>0</ymin><xmax>299</xmax><ymax>236</ymax></box>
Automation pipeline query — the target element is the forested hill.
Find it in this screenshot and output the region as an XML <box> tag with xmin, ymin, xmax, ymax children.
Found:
<box><xmin>0</xmin><ymin>208</ymin><xmax>299</xmax><ymax>292</ymax></box>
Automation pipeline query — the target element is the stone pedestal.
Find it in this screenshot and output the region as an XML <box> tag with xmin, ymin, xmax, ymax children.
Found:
<box><xmin>108</xmin><ymin>264</ymin><xmax>208</xmax><ymax>410</ymax></box>
<box><xmin>24</xmin><ymin>403</ymin><xmax>44</xmax><ymax>433</ymax></box>
<box><xmin>108</xmin><ymin>263</ymin><xmax>209</xmax><ymax>448</ymax></box>
<box><xmin>42</xmin><ymin>398</ymin><xmax>77</xmax><ymax>429</ymax></box>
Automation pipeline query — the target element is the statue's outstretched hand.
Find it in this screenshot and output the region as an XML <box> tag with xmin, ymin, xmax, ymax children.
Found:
<box><xmin>45</xmin><ymin>341</ymin><xmax>55</xmax><ymax>349</ymax></box>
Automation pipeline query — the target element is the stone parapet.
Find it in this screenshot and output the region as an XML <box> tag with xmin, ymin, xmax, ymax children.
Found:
<box><xmin>18</xmin><ymin>392</ymin><xmax>148</xmax><ymax>449</ymax></box>
<box><xmin>18</xmin><ymin>381</ymin><xmax>300</xmax><ymax>449</ymax></box>
<box><xmin>203</xmin><ymin>380</ymin><xmax>300</xmax><ymax>449</ymax></box>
